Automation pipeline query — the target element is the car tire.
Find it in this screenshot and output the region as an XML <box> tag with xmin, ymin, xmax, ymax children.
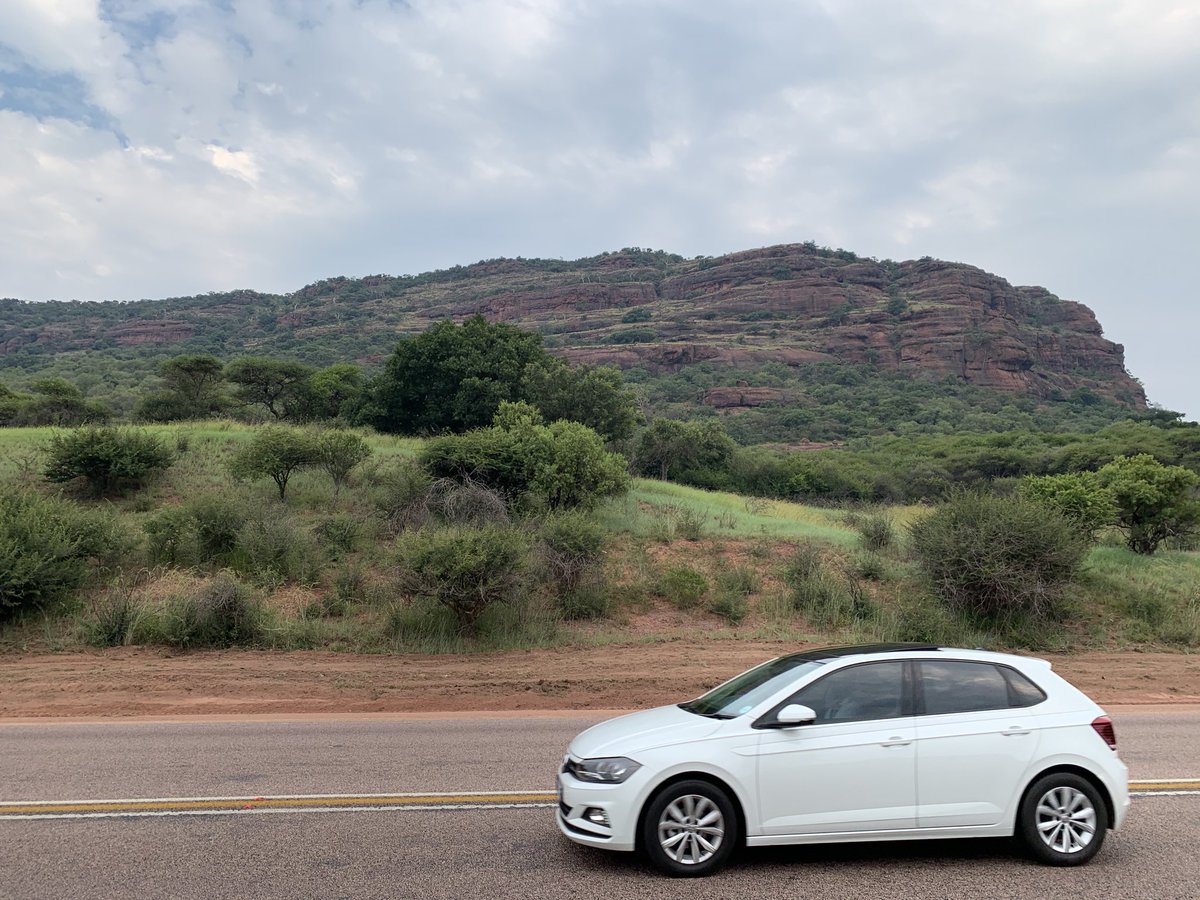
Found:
<box><xmin>641</xmin><ymin>779</ymin><xmax>739</xmax><ymax>877</ymax></box>
<box><xmin>1018</xmin><ymin>772</ymin><xmax>1108</xmax><ymax>866</ymax></box>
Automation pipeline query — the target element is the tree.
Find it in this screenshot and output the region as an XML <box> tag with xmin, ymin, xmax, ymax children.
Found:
<box><xmin>306</xmin><ymin>364</ymin><xmax>365</xmax><ymax>421</ymax></box>
<box><xmin>16</xmin><ymin>378</ymin><xmax>111</xmax><ymax>426</ymax></box>
<box><xmin>366</xmin><ymin>317</ymin><xmax>545</xmax><ymax>434</ymax></box>
<box><xmin>315</xmin><ymin>429</ymin><xmax>372</xmax><ymax>497</ymax></box>
<box><xmin>634</xmin><ymin>418</ymin><xmax>736</xmax><ymax>483</ymax></box>
<box><xmin>521</xmin><ymin>358</ymin><xmax>640</xmax><ymax>442</ymax></box>
<box><xmin>138</xmin><ymin>355</ymin><xmax>228</xmax><ymax>421</ymax></box>
<box><xmin>229</xmin><ymin>426</ymin><xmax>319</xmax><ymax>500</ymax></box>
<box><xmin>1095</xmin><ymin>454</ymin><xmax>1200</xmax><ymax>554</ymax></box>
<box><xmin>43</xmin><ymin>427</ymin><xmax>174</xmax><ymax>495</ymax></box>
<box><xmin>226</xmin><ymin>357</ymin><xmax>315</xmax><ymax>420</ymax></box>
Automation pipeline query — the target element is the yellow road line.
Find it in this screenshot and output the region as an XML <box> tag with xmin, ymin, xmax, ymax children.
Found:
<box><xmin>0</xmin><ymin>791</ymin><xmax>557</xmax><ymax>818</ymax></box>
<box><xmin>1129</xmin><ymin>780</ymin><xmax>1200</xmax><ymax>793</ymax></box>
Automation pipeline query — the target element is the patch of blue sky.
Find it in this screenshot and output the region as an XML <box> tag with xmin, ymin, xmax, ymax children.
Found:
<box><xmin>97</xmin><ymin>2</ymin><xmax>176</xmax><ymax>51</ymax></box>
<box><xmin>0</xmin><ymin>60</ymin><xmax>123</xmax><ymax>142</ymax></box>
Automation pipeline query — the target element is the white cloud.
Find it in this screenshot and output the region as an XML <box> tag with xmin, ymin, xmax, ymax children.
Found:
<box><xmin>0</xmin><ymin>0</ymin><xmax>1196</xmax><ymax>414</ymax></box>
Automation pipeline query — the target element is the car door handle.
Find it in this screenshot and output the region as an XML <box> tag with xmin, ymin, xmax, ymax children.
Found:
<box><xmin>1001</xmin><ymin>726</ymin><xmax>1031</xmax><ymax>736</ymax></box>
<box><xmin>881</xmin><ymin>737</ymin><xmax>912</xmax><ymax>747</ymax></box>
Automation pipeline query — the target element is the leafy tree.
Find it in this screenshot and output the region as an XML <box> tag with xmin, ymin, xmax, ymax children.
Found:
<box><xmin>420</xmin><ymin>402</ymin><xmax>629</xmax><ymax>510</ymax></box>
<box><xmin>1019</xmin><ymin>472</ymin><xmax>1115</xmax><ymax>538</ymax></box>
<box><xmin>1095</xmin><ymin>454</ymin><xmax>1200</xmax><ymax>554</ymax></box>
<box><xmin>43</xmin><ymin>427</ymin><xmax>174</xmax><ymax>495</ymax></box>
<box><xmin>909</xmin><ymin>490</ymin><xmax>1089</xmax><ymax>620</ymax></box>
<box><xmin>315</xmin><ymin>429</ymin><xmax>372</xmax><ymax>496</ymax></box>
<box><xmin>137</xmin><ymin>355</ymin><xmax>228</xmax><ymax>421</ymax></box>
<box><xmin>306</xmin><ymin>364</ymin><xmax>365</xmax><ymax>421</ymax></box>
<box><xmin>226</xmin><ymin>357</ymin><xmax>315</xmax><ymax>420</ymax></box>
<box><xmin>521</xmin><ymin>358</ymin><xmax>640</xmax><ymax>442</ymax></box>
<box><xmin>366</xmin><ymin>316</ymin><xmax>545</xmax><ymax>434</ymax></box>
<box><xmin>634</xmin><ymin>418</ymin><xmax>737</xmax><ymax>483</ymax></box>
<box><xmin>397</xmin><ymin>524</ymin><xmax>531</xmax><ymax>634</ymax></box>
<box><xmin>11</xmin><ymin>378</ymin><xmax>111</xmax><ymax>426</ymax></box>
<box><xmin>229</xmin><ymin>426</ymin><xmax>319</xmax><ymax>500</ymax></box>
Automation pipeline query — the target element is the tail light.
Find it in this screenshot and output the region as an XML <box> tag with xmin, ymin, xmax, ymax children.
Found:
<box><xmin>1091</xmin><ymin>716</ymin><xmax>1117</xmax><ymax>750</ymax></box>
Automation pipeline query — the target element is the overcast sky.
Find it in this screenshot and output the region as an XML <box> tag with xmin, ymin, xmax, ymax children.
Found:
<box><xmin>1</xmin><ymin>1</ymin><xmax>1196</xmax><ymax>418</ymax></box>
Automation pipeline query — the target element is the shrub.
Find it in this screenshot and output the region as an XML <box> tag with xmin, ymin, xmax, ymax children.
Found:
<box><xmin>79</xmin><ymin>580</ymin><xmax>151</xmax><ymax>647</ymax></box>
<box><xmin>160</xmin><ymin>573</ymin><xmax>268</xmax><ymax>648</ymax></box>
<box><xmin>709</xmin><ymin>592</ymin><xmax>749</xmax><ymax>625</ymax></box>
<box><xmin>539</xmin><ymin>511</ymin><xmax>608</xmax><ymax>597</ymax></box>
<box><xmin>420</xmin><ymin>403</ymin><xmax>629</xmax><ymax>510</ymax></box>
<box><xmin>144</xmin><ymin>495</ymin><xmax>245</xmax><ymax>568</ymax></box>
<box><xmin>43</xmin><ymin>426</ymin><xmax>173</xmax><ymax>495</ymax></box>
<box><xmin>0</xmin><ymin>490</ymin><xmax>127</xmax><ymax>621</ymax></box>
<box><xmin>314</xmin><ymin>514</ymin><xmax>360</xmax><ymax>555</ymax></box>
<box><xmin>374</xmin><ymin>460</ymin><xmax>435</xmax><ymax>533</ymax></box>
<box><xmin>315</xmin><ymin>430</ymin><xmax>372</xmax><ymax>497</ymax></box>
<box><xmin>909</xmin><ymin>490</ymin><xmax>1089</xmax><ymax>619</ymax></box>
<box><xmin>846</xmin><ymin>509</ymin><xmax>896</xmax><ymax>552</ymax></box>
<box><xmin>660</xmin><ymin>566</ymin><xmax>709</xmax><ymax>609</ymax></box>
<box><xmin>781</xmin><ymin>542</ymin><xmax>825</xmax><ymax>587</ymax></box>
<box><xmin>233</xmin><ymin>513</ymin><xmax>320</xmax><ymax>586</ymax></box>
<box><xmin>229</xmin><ymin>426</ymin><xmax>319</xmax><ymax>501</ymax></box>
<box><xmin>714</xmin><ymin>565</ymin><xmax>761</xmax><ymax>597</ymax></box>
<box><xmin>144</xmin><ymin>507</ymin><xmax>202</xmax><ymax>568</ymax></box>
<box><xmin>396</xmin><ymin>524</ymin><xmax>531</xmax><ymax>634</ymax></box>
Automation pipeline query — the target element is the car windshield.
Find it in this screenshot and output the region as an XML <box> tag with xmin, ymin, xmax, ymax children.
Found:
<box><xmin>680</xmin><ymin>657</ymin><xmax>826</xmax><ymax>718</ymax></box>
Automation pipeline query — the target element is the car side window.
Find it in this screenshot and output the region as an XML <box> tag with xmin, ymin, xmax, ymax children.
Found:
<box><xmin>788</xmin><ymin>662</ymin><xmax>906</xmax><ymax>724</ymax></box>
<box><xmin>920</xmin><ymin>661</ymin><xmax>1014</xmax><ymax>715</ymax></box>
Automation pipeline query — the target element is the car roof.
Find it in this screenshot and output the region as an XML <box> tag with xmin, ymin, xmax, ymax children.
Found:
<box><xmin>777</xmin><ymin>643</ymin><xmax>1052</xmax><ymax>671</ymax></box>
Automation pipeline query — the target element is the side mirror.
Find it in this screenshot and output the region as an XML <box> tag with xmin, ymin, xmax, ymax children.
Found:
<box><xmin>771</xmin><ymin>704</ymin><xmax>817</xmax><ymax>728</ymax></box>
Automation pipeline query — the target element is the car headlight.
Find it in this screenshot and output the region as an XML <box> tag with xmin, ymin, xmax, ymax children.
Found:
<box><xmin>568</xmin><ymin>756</ymin><xmax>642</xmax><ymax>784</ymax></box>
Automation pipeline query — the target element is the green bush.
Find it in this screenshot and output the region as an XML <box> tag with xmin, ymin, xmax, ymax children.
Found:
<box><xmin>396</xmin><ymin>524</ymin><xmax>531</xmax><ymax>634</ymax></box>
<box><xmin>160</xmin><ymin>573</ymin><xmax>269</xmax><ymax>648</ymax></box>
<box><xmin>314</xmin><ymin>514</ymin><xmax>360</xmax><ymax>555</ymax></box>
<box><xmin>1019</xmin><ymin>472</ymin><xmax>1115</xmax><ymax>538</ymax></box>
<box><xmin>373</xmin><ymin>460</ymin><xmax>434</xmax><ymax>533</ymax></box>
<box><xmin>43</xmin><ymin>426</ymin><xmax>173</xmax><ymax>495</ymax></box>
<box><xmin>0</xmin><ymin>490</ymin><xmax>128</xmax><ymax>622</ymax></box>
<box><xmin>845</xmin><ymin>509</ymin><xmax>896</xmax><ymax>552</ymax></box>
<box><xmin>709</xmin><ymin>591</ymin><xmax>749</xmax><ymax>625</ymax></box>
<box><xmin>660</xmin><ymin>566</ymin><xmax>709</xmax><ymax>609</ymax></box>
<box><xmin>79</xmin><ymin>581</ymin><xmax>152</xmax><ymax>647</ymax></box>
<box><xmin>909</xmin><ymin>490</ymin><xmax>1089</xmax><ymax>619</ymax></box>
<box><xmin>232</xmin><ymin>513</ymin><xmax>320</xmax><ymax>586</ymax></box>
<box><xmin>539</xmin><ymin>511</ymin><xmax>608</xmax><ymax>597</ymax></box>
<box><xmin>144</xmin><ymin>495</ymin><xmax>245</xmax><ymax>568</ymax></box>
<box><xmin>420</xmin><ymin>402</ymin><xmax>629</xmax><ymax>510</ymax></box>
<box><xmin>714</xmin><ymin>565</ymin><xmax>761</xmax><ymax>597</ymax></box>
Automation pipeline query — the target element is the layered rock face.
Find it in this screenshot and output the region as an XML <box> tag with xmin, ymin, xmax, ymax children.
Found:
<box><xmin>0</xmin><ymin>244</ymin><xmax>1146</xmax><ymax>409</ymax></box>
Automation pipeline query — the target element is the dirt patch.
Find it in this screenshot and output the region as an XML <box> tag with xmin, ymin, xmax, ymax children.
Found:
<box><xmin>1</xmin><ymin>643</ymin><xmax>1197</xmax><ymax>719</ymax></box>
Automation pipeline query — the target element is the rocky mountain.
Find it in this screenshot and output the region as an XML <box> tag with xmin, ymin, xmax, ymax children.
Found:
<box><xmin>0</xmin><ymin>242</ymin><xmax>1146</xmax><ymax>420</ymax></box>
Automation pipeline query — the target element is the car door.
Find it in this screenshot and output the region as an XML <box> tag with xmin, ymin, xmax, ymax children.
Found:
<box><xmin>754</xmin><ymin>661</ymin><xmax>917</xmax><ymax>836</ymax></box>
<box><xmin>913</xmin><ymin>660</ymin><xmax>1044</xmax><ymax>828</ymax></box>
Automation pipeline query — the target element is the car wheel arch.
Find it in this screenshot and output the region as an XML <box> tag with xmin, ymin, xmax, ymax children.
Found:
<box><xmin>634</xmin><ymin>772</ymin><xmax>748</xmax><ymax>853</ymax></box>
<box><xmin>1015</xmin><ymin>764</ymin><xmax>1114</xmax><ymax>832</ymax></box>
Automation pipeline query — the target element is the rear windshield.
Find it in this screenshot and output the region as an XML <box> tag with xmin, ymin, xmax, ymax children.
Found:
<box><xmin>681</xmin><ymin>657</ymin><xmax>825</xmax><ymax>718</ymax></box>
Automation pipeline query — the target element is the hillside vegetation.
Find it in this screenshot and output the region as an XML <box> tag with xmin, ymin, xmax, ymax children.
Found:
<box><xmin>2</xmin><ymin>423</ymin><xmax>1197</xmax><ymax>657</ymax></box>
<box><xmin>0</xmin><ymin>243</ymin><xmax>1157</xmax><ymax>439</ymax></box>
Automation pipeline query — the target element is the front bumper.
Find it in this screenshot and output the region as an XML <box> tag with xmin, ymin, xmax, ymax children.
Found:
<box><xmin>555</xmin><ymin>770</ymin><xmax>639</xmax><ymax>852</ymax></box>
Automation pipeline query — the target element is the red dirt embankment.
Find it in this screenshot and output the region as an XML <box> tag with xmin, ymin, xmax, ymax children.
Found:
<box><xmin>1</xmin><ymin>644</ymin><xmax>1196</xmax><ymax>720</ymax></box>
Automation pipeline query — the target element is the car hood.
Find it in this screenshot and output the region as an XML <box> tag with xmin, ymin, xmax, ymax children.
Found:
<box><xmin>569</xmin><ymin>704</ymin><xmax>726</xmax><ymax>758</ymax></box>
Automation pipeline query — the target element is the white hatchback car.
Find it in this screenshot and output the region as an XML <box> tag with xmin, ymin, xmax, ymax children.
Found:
<box><xmin>557</xmin><ymin>643</ymin><xmax>1129</xmax><ymax>876</ymax></box>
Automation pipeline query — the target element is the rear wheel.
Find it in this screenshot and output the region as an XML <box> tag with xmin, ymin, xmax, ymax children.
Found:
<box><xmin>641</xmin><ymin>780</ymin><xmax>738</xmax><ymax>877</ymax></box>
<box><xmin>1018</xmin><ymin>773</ymin><xmax>1107</xmax><ymax>865</ymax></box>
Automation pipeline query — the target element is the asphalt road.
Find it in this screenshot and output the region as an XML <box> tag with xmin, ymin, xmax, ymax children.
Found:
<box><xmin>2</xmin><ymin>709</ymin><xmax>1198</xmax><ymax>899</ymax></box>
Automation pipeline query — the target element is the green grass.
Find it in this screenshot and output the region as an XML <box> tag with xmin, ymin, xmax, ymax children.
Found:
<box><xmin>595</xmin><ymin>479</ymin><xmax>857</xmax><ymax>543</ymax></box>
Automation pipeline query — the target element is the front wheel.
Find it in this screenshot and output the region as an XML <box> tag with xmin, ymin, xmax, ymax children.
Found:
<box><xmin>1018</xmin><ymin>773</ymin><xmax>1108</xmax><ymax>865</ymax></box>
<box><xmin>641</xmin><ymin>780</ymin><xmax>738</xmax><ymax>877</ymax></box>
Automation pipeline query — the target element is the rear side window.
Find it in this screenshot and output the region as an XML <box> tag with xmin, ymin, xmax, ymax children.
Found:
<box><xmin>919</xmin><ymin>661</ymin><xmax>1048</xmax><ymax>714</ymax></box>
<box><xmin>920</xmin><ymin>661</ymin><xmax>1010</xmax><ymax>715</ymax></box>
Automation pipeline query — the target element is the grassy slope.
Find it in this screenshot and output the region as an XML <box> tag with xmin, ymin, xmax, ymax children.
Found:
<box><xmin>1</xmin><ymin>424</ymin><xmax>1197</xmax><ymax>654</ymax></box>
